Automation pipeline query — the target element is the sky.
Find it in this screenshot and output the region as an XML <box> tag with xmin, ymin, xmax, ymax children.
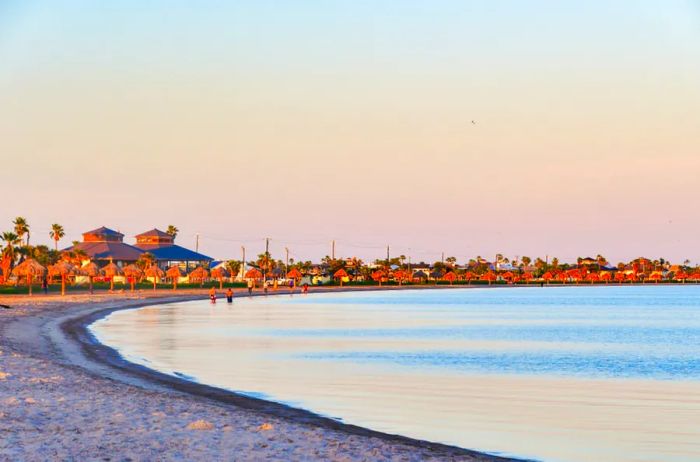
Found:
<box><xmin>1</xmin><ymin>1</ymin><xmax>699</xmax><ymax>265</ymax></box>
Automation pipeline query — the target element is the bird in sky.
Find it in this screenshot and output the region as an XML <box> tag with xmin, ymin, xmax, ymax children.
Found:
<box><xmin>471</xmin><ymin>120</ymin><xmax>476</xmax><ymax>125</ymax></box>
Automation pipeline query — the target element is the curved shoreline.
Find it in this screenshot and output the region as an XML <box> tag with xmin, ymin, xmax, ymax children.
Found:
<box><xmin>2</xmin><ymin>287</ymin><xmax>525</xmax><ymax>461</ymax></box>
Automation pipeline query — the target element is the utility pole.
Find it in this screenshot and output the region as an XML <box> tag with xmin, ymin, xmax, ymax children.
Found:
<box><xmin>285</xmin><ymin>247</ymin><xmax>289</xmax><ymax>275</ymax></box>
<box><xmin>240</xmin><ymin>246</ymin><xmax>246</xmax><ymax>281</ymax></box>
<box><xmin>331</xmin><ymin>240</ymin><xmax>335</xmax><ymax>260</ymax></box>
<box><xmin>441</xmin><ymin>252</ymin><xmax>444</xmax><ymax>264</ymax></box>
<box><xmin>195</xmin><ymin>233</ymin><xmax>199</xmax><ymax>253</ymax></box>
<box><xmin>264</xmin><ymin>238</ymin><xmax>270</xmax><ymax>287</ymax></box>
<box><xmin>386</xmin><ymin>245</ymin><xmax>390</xmax><ymax>266</ymax></box>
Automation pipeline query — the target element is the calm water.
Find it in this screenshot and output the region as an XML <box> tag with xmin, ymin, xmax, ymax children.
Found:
<box><xmin>90</xmin><ymin>286</ymin><xmax>700</xmax><ymax>462</ymax></box>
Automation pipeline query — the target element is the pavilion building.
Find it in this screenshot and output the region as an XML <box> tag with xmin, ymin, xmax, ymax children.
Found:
<box><xmin>133</xmin><ymin>228</ymin><xmax>212</xmax><ymax>269</ymax></box>
<box><xmin>67</xmin><ymin>226</ymin><xmax>213</xmax><ymax>269</ymax></box>
<box><xmin>68</xmin><ymin>227</ymin><xmax>143</xmax><ymax>266</ymax></box>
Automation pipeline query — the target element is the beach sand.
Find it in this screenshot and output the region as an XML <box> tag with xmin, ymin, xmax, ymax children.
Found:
<box><xmin>0</xmin><ymin>289</ymin><xmax>514</xmax><ymax>461</ymax></box>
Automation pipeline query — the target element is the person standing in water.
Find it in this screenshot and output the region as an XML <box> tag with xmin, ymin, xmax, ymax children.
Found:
<box><xmin>226</xmin><ymin>288</ymin><xmax>233</xmax><ymax>303</ymax></box>
<box><xmin>209</xmin><ymin>286</ymin><xmax>216</xmax><ymax>303</ymax></box>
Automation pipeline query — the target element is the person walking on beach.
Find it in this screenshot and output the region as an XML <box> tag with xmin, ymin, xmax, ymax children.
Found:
<box><xmin>41</xmin><ymin>275</ymin><xmax>48</xmax><ymax>295</ymax></box>
<box><xmin>226</xmin><ymin>288</ymin><xmax>233</xmax><ymax>303</ymax></box>
<box><xmin>302</xmin><ymin>283</ymin><xmax>309</xmax><ymax>294</ymax></box>
<box><xmin>247</xmin><ymin>279</ymin><xmax>253</xmax><ymax>296</ymax></box>
<box><xmin>209</xmin><ymin>286</ymin><xmax>217</xmax><ymax>303</ymax></box>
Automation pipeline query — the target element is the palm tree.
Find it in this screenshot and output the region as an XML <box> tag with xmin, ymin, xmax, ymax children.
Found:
<box><xmin>1</xmin><ymin>231</ymin><xmax>21</xmax><ymax>280</ymax></box>
<box><xmin>13</xmin><ymin>217</ymin><xmax>30</xmax><ymax>246</ymax></box>
<box><xmin>49</xmin><ymin>224</ymin><xmax>65</xmax><ymax>251</ymax></box>
<box><xmin>166</xmin><ymin>225</ymin><xmax>179</xmax><ymax>239</ymax></box>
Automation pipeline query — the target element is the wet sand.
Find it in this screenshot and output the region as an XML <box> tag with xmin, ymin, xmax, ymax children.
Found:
<box><xmin>0</xmin><ymin>288</ymin><xmax>517</xmax><ymax>461</ymax></box>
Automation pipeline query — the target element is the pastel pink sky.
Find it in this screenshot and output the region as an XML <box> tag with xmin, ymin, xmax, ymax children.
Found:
<box><xmin>1</xmin><ymin>1</ymin><xmax>699</xmax><ymax>264</ymax></box>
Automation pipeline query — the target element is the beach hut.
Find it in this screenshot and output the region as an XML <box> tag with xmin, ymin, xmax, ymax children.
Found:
<box><xmin>189</xmin><ymin>266</ymin><xmax>209</xmax><ymax>287</ymax></box>
<box><xmin>11</xmin><ymin>258</ymin><xmax>46</xmax><ymax>296</ymax></box>
<box><xmin>443</xmin><ymin>271</ymin><xmax>457</xmax><ymax>285</ymax></box>
<box><xmin>481</xmin><ymin>271</ymin><xmax>497</xmax><ymax>285</ymax></box>
<box><xmin>211</xmin><ymin>267</ymin><xmax>229</xmax><ymax>290</ymax></box>
<box><xmin>673</xmin><ymin>270</ymin><xmax>688</xmax><ymax>283</ymax></box>
<box><xmin>586</xmin><ymin>272</ymin><xmax>600</xmax><ymax>284</ymax></box>
<box><xmin>649</xmin><ymin>272</ymin><xmax>663</xmax><ymax>283</ymax></box>
<box><xmin>371</xmin><ymin>270</ymin><xmax>385</xmax><ymax>286</ymax></box>
<box><xmin>689</xmin><ymin>272</ymin><xmax>700</xmax><ymax>282</ymax></box>
<box><xmin>600</xmin><ymin>272</ymin><xmax>612</xmax><ymax>283</ymax></box>
<box><xmin>103</xmin><ymin>262</ymin><xmax>122</xmax><ymax>291</ymax></box>
<box><xmin>412</xmin><ymin>270</ymin><xmax>428</xmax><ymax>283</ymax></box>
<box><xmin>244</xmin><ymin>268</ymin><xmax>262</xmax><ymax>280</ymax></box>
<box><xmin>393</xmin><ymin>269</ymin><xmax>408</xmax><ymax>285</ymax></box>
<box><xmin>145</xmin><ymin>264</ymin><xmax>165</xmax><ymax>291</ymax></box>
<box><xmin>333</xmin><ymin>268</ymin><xmax>348</xmax><ymax>286</ymax></box>
<box><xmin>122</xmin><ymin>264</ymin><xmax>142</xmax><ymax>292</ymax></box>
<box><xmin>614</xmin><ymin>271</ymin><xmax>626</xmax><ymax>283</ymax></box>
<box><xmin>166</xmin><ymin>265</ymin><xmax>183</xmax><ymax>290</ymax></box>
<box><xmin>51</xmin><ymin>261</ymin><xmax>77</xmax><ymax>296</ymax></box>
<box><xmin>286</xmin><ymin>268</ymin><xmax>302</xmax><ymax>287</ymax></box>
<box><xmin>463</xmin><ymin>271</ymin><xmax>476</xmax><ymax>285</ymax></box>
<box><xmin>81</xmin><ymin>261</ymin><xmax>101</xmax><ymax>294</ymax></box>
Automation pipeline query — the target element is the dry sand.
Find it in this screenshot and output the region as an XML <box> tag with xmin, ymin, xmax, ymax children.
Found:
<box><xmin>0</xmin><ymin>289</ymin><xmax>516</xmax><ymax>461</ymax></box>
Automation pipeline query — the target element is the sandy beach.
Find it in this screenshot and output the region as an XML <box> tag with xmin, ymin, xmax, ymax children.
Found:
<box><xmin>0</xmin><ymin>288</ymin><xmax>516</xmax><ymax>462</ymax></box>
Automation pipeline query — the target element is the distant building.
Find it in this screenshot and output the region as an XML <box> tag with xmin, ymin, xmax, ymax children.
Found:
<box><xmin>68</xmin><ymin>226</ymin><xmax>143</xmax><ymax>265</ymax></box>
<box><xmin>133</xmin><ymin>228</ymin><xmax>213</xmax><ymax>269</ymax></box>
<box><xmin>67</xmin><ymin>226</ymin><xmax>212</xmax><ymax>268</ymax></box>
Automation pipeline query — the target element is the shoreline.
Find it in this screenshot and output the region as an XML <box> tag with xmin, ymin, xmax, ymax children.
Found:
<box><xmin>1</xmin><ymin>286</ymin><xmax>522</xmax><ymax>461</ymax></box>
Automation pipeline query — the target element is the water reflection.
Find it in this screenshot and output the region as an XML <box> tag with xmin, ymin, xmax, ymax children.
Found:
<box><xmin>92</xmin><ymin>287</ymin><xmax>700</xmax><ymax>462</ymax></box>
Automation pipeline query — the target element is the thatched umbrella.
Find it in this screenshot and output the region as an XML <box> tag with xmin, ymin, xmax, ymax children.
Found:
<box><xmin>11</xmin><ymin>258</ymin><xmax>46</xmax><ymax>296</ymax></box>
<box><xmin>463</xmin><ymin>271</ymin><xmax>475</xmax><ymax>284</ymax></box>
<box><xmin>614</xmin><ymin>271</ymin><xmax>626</xmax><ymax>283</ymax></box>
<box><xmin>51</xmin><ymin>261</ymin><xmax>76</xmax><ymax>296</ymax></box>
<box><xmin>600</xmin><ymin>272</ymin><xmax>612</xmax><ymax>283</ymax></box>
<box><xmin>393</xmin><ymin>269</ymin><xmax>408</xmax><ymax>285</ymax></box>
<box><xmin>413</xmin><ymin>270</ymin><xmax>428</xmax><ymax>282</ymax></box>
<box><xmin>81</xmin><ymin>261</ymin><xmax>101</xmax><ymax>294</ymax></box>
<box><xmin>286</xmin><ymin>268</ymin><xmax>302</xmax><ymax>287</ymax></box>
<box><xmin>145</xmin><ymin>264</ymin><xmax>165</xmax><ymax>291</ymax></box>
<box><xmin>244</xmin><ymin>268</ymin><xmax>262</xmax><ymax>280</ymax></box>
<box><xmin>122</xmin><ymin>264</ymin><xmax>142</xmax><ymax>292</ymax></box>
<box><xmin>586</xmin><ymin>272</ymin><xmax>600</xmax><ymax>284</ymax></box>
<box><xmin>371</xmin><ymin>270</ymin><xmax>385</xmax><ymax>286</ymax></box>
<box><xmin>649</xmin><ymin>272</ymin><xmax>663</xmax><ymax>283</ymax></box>
<box><xmin>166</xmin><ymin>265</ymin><xmax>183</xmax><ymax>290</ymax></box>
<box><xmin>211</xmin><ymin>267</ymin><xmax>229</xmax><ymax>290</ymax></box>
<box><xmin>103</xmin><ymin>262</ymin><xmax>122</xmax><ymax>291</ymax></box>
<box><xmin>443</xmin><ymin>271</ymin><xmax>457</xmax><ymax>285</ymax></box>
<box><xmin>189</xmin><ymin>266</ymin><xmax>209</xmax><ymax>287</ymax></box>
<box><xmin>481</xmin><ymin>271</ymin><xmax>497</xmax><ymax>285</ymax></box>
<box><xmin>333</xmin><ymin>268</ymin><xmax>348</xmax><ymax>286</ymax></box>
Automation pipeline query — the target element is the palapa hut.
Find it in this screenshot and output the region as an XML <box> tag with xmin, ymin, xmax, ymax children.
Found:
<box><xmin>333</xmin><ymin>268</ymin><xmax>348</xmax><ymax>286</ymax></box>
<box><xmin>145</xmin><ymin>264</ymin><xmax>165</xmax><ymax>290</ymax></box>
<box><xmin>286</xmin><ymin>268</ymin><xmax>302</xmax><ymax>286</ymax></box>
<box><xmin>51</xmin><ymin>261</ymin><xmax>77</xmax><ymax>296</ymax></box>
<box><xmin>12</xmin><ymin>258</ymin><xmax>46</xmax><ymax>296</ymax></box>
<box><xmin>393</xmin><ymin>269</ymin><xmax>408</xmax><ymax>285</ymax></box>
<box><xmin>244</xmin><ymin>268</ymin><xmax>262</xmax><ymax>280</ymax></box>
<box><xmin>189</xmin><ymin>266</ymin><xmax>209</xmax><ymax>287</ymax></box>
<box><xmin>412</xmin><ymin>270</ymin><xmax>428</xmax><ymax>282</ymax></box>
<box><xmin>210</xmin><ymin>267</ymin><xmax>229</xmax><ymax>290</ymax></box>
<box><xmin>81</xmin><ymin>261</ymin><xmax>101</xmax><ymax>294</ymax></box>
<box><xmin>103</xmin><ymin>261</ymin><xmax>123</xmax><ymax>291</ymax></box>
<box><xmin>443</xmin><ymin>271</ymin><xmax>457</xmax><ymax>285</ymax></box>
<box><xmin>122</xmin><ymin>264</ymin><xmax>142</xmax><ymax>292</ymax></box>
<box><xmin>166</xmin><ymin>265</ymin><xmax>183</xmax><ymax>290</ymax></box>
